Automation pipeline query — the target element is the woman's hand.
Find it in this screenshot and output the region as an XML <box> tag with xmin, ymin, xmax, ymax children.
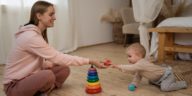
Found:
<box><xmin>89</xmin><ymin>59</ymin><xmax>107</xmax><ymax>68</ymax></box>
<box><xmin>42</xmin><ymin>61</ymin><xmax>54</xmax><ymax>69</ymax></box>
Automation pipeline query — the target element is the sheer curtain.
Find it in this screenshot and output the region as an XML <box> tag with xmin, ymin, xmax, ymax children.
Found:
<box><xmin>0</xmin><ymin>0</ymin><xmax>76</xmax><ymax>64</ymax></box>
<box><xmin>132</xmin><ymin>0</ymin><xmax>164</xmax><ymax>58</ymax></box>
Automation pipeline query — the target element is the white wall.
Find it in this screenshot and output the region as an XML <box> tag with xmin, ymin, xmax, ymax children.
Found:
<box><xmin>74</xmin><ymin>0</ymin><xmax>129</xmax><ymax>47</ymax></box>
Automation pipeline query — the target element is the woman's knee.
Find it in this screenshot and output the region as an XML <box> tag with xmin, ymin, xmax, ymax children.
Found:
<box><xmin>62</xmin><ymin>66</ymin><xmax>70</xmax><ymax>77</ymax></box>
<box><xmin>41</xmin><ymin>70</ymin><xmax>56</xmax><ymax>83</ymax></box>
<box><xmin>56</xmin><ymin>66</ymin><xmax>70</xmax><ymax>77</ymax></box>
<box><xmin>53</xmin><ymin>66</ymin><xmax>70</xmax><ymax>88</ymax></box>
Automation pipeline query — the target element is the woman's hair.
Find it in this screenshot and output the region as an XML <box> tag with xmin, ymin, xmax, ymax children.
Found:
<box><xmin>126</xmin><ymin>43</ymin><xmax>146</xmax><ymax>58</ymax></box>
<box><xmin>25</xmin><ymin>1</ymin><xmax>53</xmax><ymax>43</ymax></box>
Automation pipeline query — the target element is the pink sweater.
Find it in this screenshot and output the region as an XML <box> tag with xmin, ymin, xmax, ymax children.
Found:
<box><xmin>3</xmin><ymin>25</ymin><xmax>89</xmax><ymax>84</ymax></box>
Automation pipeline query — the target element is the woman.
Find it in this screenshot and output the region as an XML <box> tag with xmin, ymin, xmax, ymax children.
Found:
<box><xmin>3</xmin><ymin>1</ymin><xmax>105</xmax><ymax>96</ymax></box>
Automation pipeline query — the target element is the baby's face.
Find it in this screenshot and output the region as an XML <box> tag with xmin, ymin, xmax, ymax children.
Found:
<box><xmin>126</xmin><ymin>49</ymin><xmax>141</xmax><ymax>64</ymax></box>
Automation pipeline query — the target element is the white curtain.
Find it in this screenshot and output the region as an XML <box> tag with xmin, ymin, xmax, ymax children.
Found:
<box><xmin>132</xmin><ymin>0</ymin><xmax>164</xmax><ymax>58</ymax></box>
<box><xmin>0</xmin><ymin>0</ymin><xmax>77</xmax><ymax>64</ymax></box>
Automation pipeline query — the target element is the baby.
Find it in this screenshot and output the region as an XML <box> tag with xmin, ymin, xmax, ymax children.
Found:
<box><xmin>111</xmin><ymin>43</ymin><xmax>187</xmax><ymax>91</ymax></box>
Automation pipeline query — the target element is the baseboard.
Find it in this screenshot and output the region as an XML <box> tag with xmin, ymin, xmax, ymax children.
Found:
<box><xmin>78</xmin><ymin>41</ymin><xmax>113</xmax><ymax>49</ymax></box>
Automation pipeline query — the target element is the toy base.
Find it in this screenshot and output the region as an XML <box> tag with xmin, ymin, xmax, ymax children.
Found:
<box><xmin>85</xmin><ymin>87</ymin><xmax>102</xmax><ymax>94</ymax></box>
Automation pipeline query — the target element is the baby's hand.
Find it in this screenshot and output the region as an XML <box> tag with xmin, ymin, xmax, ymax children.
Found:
<box><xmin>110</xmin><ymin>64</ymin><xmax>123</xmax><ymax>71</ymax></box>
<box><xmin>110</xmin><ymin>64</ymin><xmax>119</xmax><ymax>68</ymax></box>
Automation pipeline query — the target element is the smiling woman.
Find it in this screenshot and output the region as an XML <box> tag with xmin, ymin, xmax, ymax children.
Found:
<box><xmin>2</xmin><ymin>1</ymin><xmax>106</xmax><ymax>96</ymax></box>
<box><xmin>0</xmin><ymin>0</ymin><xmax>76</xmax><ymax>64</ymax></box>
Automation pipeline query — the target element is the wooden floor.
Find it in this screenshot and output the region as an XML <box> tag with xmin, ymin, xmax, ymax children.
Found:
<box><xmin>0</xmin><ymin>43</ymin><xmax>192</xmax><ymax>96</ymax></box>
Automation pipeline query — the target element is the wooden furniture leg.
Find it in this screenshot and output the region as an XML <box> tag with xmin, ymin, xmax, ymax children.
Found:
<box><xmin>166</xmin><ymin>33</ymin><xmax>174</xmax><ymax>60</ymax></box>
<box><xmin>158</xmin><ymin>33</ymin><xmax>166</xmax><ymax>63</ymax></box>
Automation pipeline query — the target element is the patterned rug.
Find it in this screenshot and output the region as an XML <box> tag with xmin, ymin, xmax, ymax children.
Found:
<box><xmin>164</xmin><ymin>60</ymin><xmax>192</xmax><ymax>86</ymax></box>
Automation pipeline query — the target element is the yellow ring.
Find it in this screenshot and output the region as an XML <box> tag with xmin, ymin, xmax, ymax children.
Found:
<box><xmin>87</xmin><ymin>81</ymin><xmax>100</xmax><ymax>86</ymax></box>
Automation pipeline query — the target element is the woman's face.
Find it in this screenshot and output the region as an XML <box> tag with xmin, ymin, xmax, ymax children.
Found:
<box><xmin>38</xmin><ymin>6</ymin><xmax>56</xmax><ymax>28</ymax></box>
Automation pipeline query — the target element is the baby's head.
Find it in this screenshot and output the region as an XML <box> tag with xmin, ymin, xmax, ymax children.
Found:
<box><xmin>126</xmin><ymin>43</ymin><xmax>146</xmax><ymax>64</ymax></box>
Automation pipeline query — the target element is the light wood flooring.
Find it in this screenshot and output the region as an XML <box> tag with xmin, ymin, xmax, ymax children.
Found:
<box><xmin>0</xmin><ymin>43</ymin><xmax>192</xmax><ymax>96</ymax></box>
